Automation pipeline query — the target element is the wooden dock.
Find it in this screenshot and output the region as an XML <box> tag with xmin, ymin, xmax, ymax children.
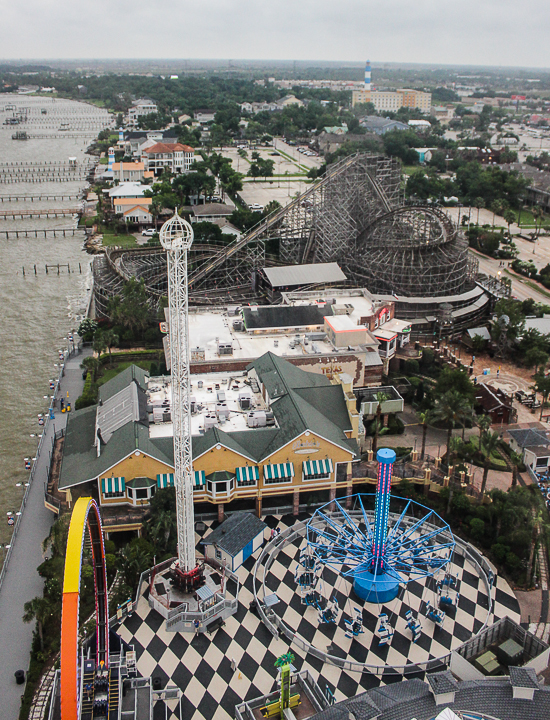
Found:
<box><xmin>0</xmin><ymin>208</ymin><xmax>81</xmax><ymax>219</ymax></box>
<box><xmin>0</xmin><ymin>227</ymin><xmax>82</xmax><ymax>239</ymax></box>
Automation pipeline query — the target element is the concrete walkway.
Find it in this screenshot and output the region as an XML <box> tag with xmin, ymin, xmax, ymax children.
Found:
<box><xmin>0</xmin><ymin>348</ymin><xmax>89</xmax><ymax>720</ymax></box>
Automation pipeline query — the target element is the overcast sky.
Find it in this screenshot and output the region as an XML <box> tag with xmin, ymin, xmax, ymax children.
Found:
<box><xmin>2</xmin><ymin>0</ymin><xmax>549</xmax><ymax>68</ymax></box>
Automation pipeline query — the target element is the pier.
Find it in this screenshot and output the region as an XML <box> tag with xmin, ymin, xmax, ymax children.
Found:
<box><xmin>0</xmin><ymin>208</ymin><xmax>81</xmax><ymax>220</ymax></box>
<box><xmin>0</xmin><ymin>193</ymin><xmax>82</xmax><ymax>203</ymax></box>
<box><xmin>0</xmin><ymin>227</ymin><xmax>81</xmax><ymax>239</ymax></box>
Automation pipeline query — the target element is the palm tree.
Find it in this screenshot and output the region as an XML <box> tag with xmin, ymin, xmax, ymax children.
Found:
<box><xmin>42</xmin><ymin>513</ymin><xmax>71</xmax><ymax>558</ymax></box>
<box><xmin>80</xmin><ymin>356</ymin><xmax>101</xmax><ymax>382</ymax></box>
<box><xmin>479</xmin><ymin>430</ymin><xmax>502</xmax><ymax>500</ymax></box>
<box><xmin>93</xmin><ymin>330</ymin><xmax>108</xmax><ymax>359</ymax></box>
<box><xmin>151</xmin><ymin>509</ymin><xmax>176</xmax><ymax>550</ymax></box>
<box><xmin>476</xmin><ymin>414</ymin><xmax>492</xmax><ymax>448</ymax></box>
<box><xmin>432</xmin><ymin>390</ymin><xmax>474</xmax><ymax>466</ymax></box>
<box><xmin>533</xmin><ymin>373</ymin><xmax>550</xmax><ymax>420</ymax></box>
<box><xmin>526</xmin><ymin>508</ymin><xmax>543</xmax><ymax>588</ymax></box>
<box><xmin>510</xmin><ymin>450</ymin><xmax>523</xmax><ymax>487</ymax></box>
<box><xmin>475</xmin><ymin>197</ymin><xmax>485</xmax><ymax>225</ymax></box>
<box><xmin>23</xmin><ymin>596</ymin><xmax>55</xmax><ymax>651</ymax></box>
<box><xmin>418</xmin><ymin>410</ymin><xmax>431</xmax><ymax>460</ymax></box>
<box><xmin>102</xmin><ymin>329</ymin><xmax>119</xmax><ymax>367</ymax></box>
<box><xmin>446</xmin><ymin>435</ymin><xmax>463</xmax><ymax>515</ymax></box>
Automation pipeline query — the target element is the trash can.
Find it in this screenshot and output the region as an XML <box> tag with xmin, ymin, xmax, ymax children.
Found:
<box><xmin>15</xmin><ymin>670</ymin><xmax>25</xmax><ymax>685</ymax></box>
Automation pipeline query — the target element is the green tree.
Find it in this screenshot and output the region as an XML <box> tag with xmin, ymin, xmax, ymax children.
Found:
<box><xmin>432</xmin><ymin>390</ymin><xmax>474</xmax><ymax>464</ymax></box>
<box><xmin>479</xmin><ymin>430</ymin><xmax>502</xmax><ymax>500</ymax></box>
<box><xmin>475</xmin><ymin>196</ymin><xmax>485</xmax><ymax>225</ymax></box>
<box><xmin>108</xmin><ymin>278</ymin><xmax>150</xmax><ymax>336</ymax></box>
<box><xmin>102</xmin><ymin>329</ymin><xmax>119</xmax><ymax>366</ymax></box>
<box><xmin>533</xmin><ymin>373</ymin><xmax>550</xmax><ymax>420</ymax></box>
<box><xmin>504</xmin><ymin>208</ymin><xmax>516</xmax><ymax>235</ymax></box>
<box><xmin>476</xmin><ymin>414</ymin><xmax>492</xmax><ymax>448</ymax></box>
<box><xmin>80</xmin><ymin>355</ymin><xmax>101</xmax><ymax>382</ymax></box>
<box><xmin>418</xmin><ymin>410</ymin><xmax>431</xmax><ymax>460</ymax></box>
<box><xmin>525</xmin><ymin>346</ymin><xmax>549</xmax><ymax>375</ymax></box>
<box><xmin>23</xmin><ymin>596</ymin><xmax>55</xmax><ymax>651</ymax></box>
<box><xmin>77</xmin><ymin>318</ymin><xmax>98</xmax><ymax>340</ymax></box>
<box><xmin>93</xmin><ymin>330</ymin><xmax>107</xmax><ymax>358</ymax></box>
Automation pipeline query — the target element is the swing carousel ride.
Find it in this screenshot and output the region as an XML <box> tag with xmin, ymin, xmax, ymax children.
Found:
<box><xmin>256</xmin><ymin>448</ymin><xmax>497</xmax><ymax>674</ymax></box>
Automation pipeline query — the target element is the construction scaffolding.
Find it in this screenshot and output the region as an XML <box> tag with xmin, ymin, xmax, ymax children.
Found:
<box><xmin>93</xmin><ymin>153</ymin><xmax>475</xmax><ymax>316</ymax></box>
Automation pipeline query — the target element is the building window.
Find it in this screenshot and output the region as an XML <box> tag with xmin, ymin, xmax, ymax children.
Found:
<box><xmin>104</xmin><ymin>491</ymin><xmax>125</xmax><ymax>499</ymax></box>
<box><xmin>136</xmin><ymin>489</ymin><xmax>148</xmax><ymax>500</ymax></box>
<box><xmin>215</xmin><ymin>548</ymin><xmax>222</xmax><ymax>560</ymax></box>
<box><xmin>264</xmin><ymin>475</ymin><xmax>292</xmax><ymax>485</ymax></box>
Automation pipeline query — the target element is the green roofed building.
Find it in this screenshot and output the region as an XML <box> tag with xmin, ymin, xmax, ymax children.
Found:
<box><xmin>52</xmin><ymin>352</ymin><xmax>359</xmax><ymax>525</ymax></box>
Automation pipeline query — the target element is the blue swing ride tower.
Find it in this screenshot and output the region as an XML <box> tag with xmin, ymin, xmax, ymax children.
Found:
<box><xmin>305</xmin><ymin>448</ymin><xmax>455</xmax><ymax>604</ymax></box>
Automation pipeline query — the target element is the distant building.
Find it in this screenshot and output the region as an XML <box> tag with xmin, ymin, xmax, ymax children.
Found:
<box><xmin>359</xmin><ymin>116</ymin><xmax>409</xmax><ymax>135</ymax></box>
<box><xmin>141</xmin><ymin>143</ymin><xmax>195</xmax><ymax>175</ymax></box>
<box><xmin>191</xmin><ymin>203</ymin><xmax>234</xmax><ymax>223</ymax></box>
<box><xmin>194</xmin><ymin>109</ymin><xmax>216</xmax><ymax>124</ymax></box>
<box><xmin>275</xmin><ymin>94</ymin><xmax>304</xmax><ymax>109</ymax></box>
<box><xmin>113</xmin><ymin>197</ymin><xmax>153</xmax><ymax>224</ymax></box>
<box><xmin>127</xmin><ymin>98</ymin><xmax>158</xmax><ymax>126</ymax></box>
<box><xmin>352</xmin><ymin>88</ymin><xmax>431</xmax><ymax>112</ymax></box>
<box><xmin>112</xmin><ymin>161</ymin><xmax>150</xmax><ymax>183</ymax></box>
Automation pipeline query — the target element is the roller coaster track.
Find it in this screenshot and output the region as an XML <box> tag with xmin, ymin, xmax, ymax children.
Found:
<box><xmin>188</xmin><ymin>153</ymin><xmax>364</xmax><ymax>288</ymax></box>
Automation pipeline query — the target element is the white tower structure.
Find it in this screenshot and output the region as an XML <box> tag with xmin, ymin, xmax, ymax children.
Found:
<box><xmin>159</xmin><ymin>210</ymin><xmax>196</xmax><ymax>573</ymax></box>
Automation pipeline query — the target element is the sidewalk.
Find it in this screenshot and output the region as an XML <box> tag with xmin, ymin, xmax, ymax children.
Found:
<box><xmin>0</xmin><ymin>348</ymin><xmax>89</xmax><ymax>720</ymax></box>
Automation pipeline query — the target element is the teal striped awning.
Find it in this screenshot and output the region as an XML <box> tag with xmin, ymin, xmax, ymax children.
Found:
<box><xmin>157</xmin><ymin>472</ymin><xmax>205</xmax><ymax>488</ymax></box>
<box><xmin>303</xmin><ymin>459</ymin><xmax>333</xmax><ymax>477</ymax></box>
<box><xmin>101</xmin><ymin>477</ymin><xmax>125</xmax><ymax>494</ymax></box>
<box><xmin>263</xmin><ymin>463</ymin><xmax>294</xmax><ymax>480</ymax></box>
<box><xmin>236</xmin><ymin>466</ymin><xmax>259</xmax><ymax>484</ymax></box>
<box><xmin>157</xmin><ymin>473</ymin><xmax>174</xmax><ymax>489</ymax></box>
<box><xmin>194</xmin><ymin>470</ymin><xmax>206</xmax><ymax>488</ymax></box>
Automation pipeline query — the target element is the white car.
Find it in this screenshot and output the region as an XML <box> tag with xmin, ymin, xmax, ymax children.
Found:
<box><xmin>141</xmin><ymin>228</ymin><xmax>155</xmax><ymax>236</ymax></box>
<box><xmin>249</xmin><ymin>203</ymin><xmax>264</xmax><ymax>212</ymax></box>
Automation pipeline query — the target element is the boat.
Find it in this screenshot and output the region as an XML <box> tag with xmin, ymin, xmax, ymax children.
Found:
<box><xmin>12</xmin><ymin>131</ymin><xmax>29</xmax><ymax>140</ymax></box>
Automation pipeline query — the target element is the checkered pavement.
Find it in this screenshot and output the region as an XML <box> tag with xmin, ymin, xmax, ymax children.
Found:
<box><xmin>115</xmin><ymin>514</ymin><xmax>521</xmax><ymax>720</ymax></box>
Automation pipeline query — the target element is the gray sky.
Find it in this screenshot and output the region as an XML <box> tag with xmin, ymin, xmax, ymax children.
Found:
<box><xmin>2</xmin><ymin>0</ymin><xmax>549</xmax><ymax>68</ymax></box>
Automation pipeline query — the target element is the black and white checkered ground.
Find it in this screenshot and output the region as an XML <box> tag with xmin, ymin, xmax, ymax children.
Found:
<box><xmin>115</xmin><ymin>514</ymin><xmax>521</xmax><ymax>720</ymax></box>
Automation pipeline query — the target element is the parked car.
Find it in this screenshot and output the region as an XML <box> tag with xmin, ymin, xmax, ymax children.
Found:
<box><xmin>249</xmin><ymin>203</ymin><xmax>264</xmax><ymax>212</ymax></box>
<box><xmin>141</xmin><ymin>228</ymin><xmax>155</xmax><ymax>236</ymax></box>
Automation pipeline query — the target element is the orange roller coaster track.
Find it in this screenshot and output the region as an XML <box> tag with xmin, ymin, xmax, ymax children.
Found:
<box><xmin>60</xmin><ymin>497</ymin><xmax>109</xmax><ymax>720</ymax></box>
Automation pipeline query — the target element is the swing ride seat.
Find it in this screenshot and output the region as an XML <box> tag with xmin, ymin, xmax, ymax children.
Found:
<box><xmin>260</xmin><ymin>694</ymin><xmax>301</xmax><ymax>718</ymax></box>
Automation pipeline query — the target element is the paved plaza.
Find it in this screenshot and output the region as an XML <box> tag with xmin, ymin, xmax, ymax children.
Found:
<box><xmin>116</xmin><ymin>514</ymin><xmax>520</xmax><ymax>720</ymax></box>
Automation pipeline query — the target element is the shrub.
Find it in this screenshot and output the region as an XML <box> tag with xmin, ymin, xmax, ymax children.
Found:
<box><xmin>469</xmin><ymin>517</ymin><xmax>485</xmax><ymax>541</ymax></box>
<box><xmin>505</xmin><ymin>551</ymin><xmax>521</xmax><ymax>571</ymax></box>
<box><xmin>75</xmin><ymin>372</ymin><xmax>98</xmax><ymax>410</ymax></box>
<box><xmin>404</xmin><ymin>359</ymin><xmax>420</xmax><ymax>375</ymax></box>
<box><xmin>491</xmin><ymin>543</ymin><xmax>510</xmax><ymax>563</ymax></box>
<box><xmin>421</xmin><ymin>347</ymin><xmax>434</xmax><ymax>368</ymax></box>
<box><xmin>387</xmin><ymin>414</ymin><xmax>405</xmax><ymax>435</ymax></box>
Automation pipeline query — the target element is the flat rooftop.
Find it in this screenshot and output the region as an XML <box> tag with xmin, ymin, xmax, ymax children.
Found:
<box><xmin>283</xmin><ymin>290</ymin><xmax>378</xmax><ymax>325</ymax></box>
<box><xmin>147</xmin><ymin>371</ymin><xmax>272</xmax><ymax>439</ymax></box>
<box><xmin>263</xmin><ymin>262</ymin><xmax>346</xmax><ymax>288</ymax></box>
<box><xmin>187</xmin><ymin>309</ymin><xmax>378</xmax><ymax>365</ymax></box>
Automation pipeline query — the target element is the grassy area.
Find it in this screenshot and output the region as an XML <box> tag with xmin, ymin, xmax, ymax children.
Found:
<box><xmin>401</xmin><ymin>165</ymin><xmax>418</xmax><ymax>176</ymax></box>
<box><xmin>469</xmin><ymin>435</ymin><xmax>508</xmax><ymax>468</ymax></box>
<box><xmin>524</xmin><ymin>280</ymin><xmax>550</xmax><ymax>299</ymax></box>
<box><xmin>101</xmin><ymin>233</ymin><xmax>138</xmax><ymax>248</ymax></box>
<box><xmin>97</xmin><ymin>360</ymin><xmax>156</xmax><ymax>387</ymax></box>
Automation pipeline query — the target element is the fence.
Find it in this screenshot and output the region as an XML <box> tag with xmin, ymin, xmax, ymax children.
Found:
<box><xmin>252</xmin><ymin>508</ymin><xmax>495</xmax><ymax>676</ymax></box>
